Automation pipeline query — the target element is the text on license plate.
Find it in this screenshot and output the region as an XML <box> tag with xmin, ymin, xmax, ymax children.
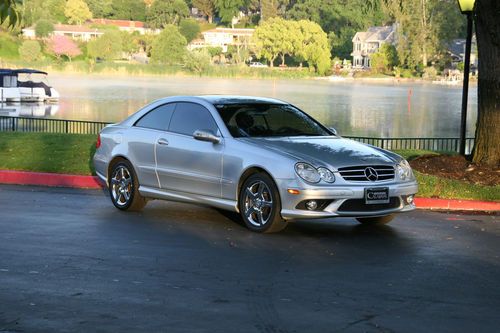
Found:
<box><xmin>365</xmin><ymin>187</ymin><xmax>390</xmax><ymax>204</ymax></box>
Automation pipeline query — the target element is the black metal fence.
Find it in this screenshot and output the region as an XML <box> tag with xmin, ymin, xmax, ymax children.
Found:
<box><xmin>344</xmin><ymin>136</ymin><xmax>475</xmax><ymax>154</ymax></box>
<box><xmin>0</xmin><ymin>115</ymin><xmax>475</xmax><ymax>153</ymax></box>
<box><xmin>0</xmin><ymin>116</ymin><xmax>109</xmax><ymax>135</ymax></box>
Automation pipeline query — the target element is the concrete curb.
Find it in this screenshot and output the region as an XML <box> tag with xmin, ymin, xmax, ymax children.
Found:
<box><xmin>0</xmin><ymin>170</ymin><xmax>498</xmax><ymax>212</ymax></box>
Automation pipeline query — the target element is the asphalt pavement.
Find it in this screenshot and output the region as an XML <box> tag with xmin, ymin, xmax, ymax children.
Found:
<box><xmin>0</xmin><ymin>184</ymin><xmax>499</xmax><ymax>333</ymax></box>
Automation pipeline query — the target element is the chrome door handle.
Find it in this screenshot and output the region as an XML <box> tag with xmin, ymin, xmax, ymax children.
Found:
<box><xmin>157</xmin><ymin>138</ymin><xmax>169</xmax><ymax>145</ymax></box>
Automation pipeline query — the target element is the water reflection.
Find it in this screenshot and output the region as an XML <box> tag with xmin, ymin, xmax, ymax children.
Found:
<box><xmin>40</xmin><ymin>76</ymin><xmax>478</xmax><ymax>138</ymax></box>
<box><xmin>0</xmin><ymin>103</ymin><xmax>59</xmax><ymax>117</ymax></box>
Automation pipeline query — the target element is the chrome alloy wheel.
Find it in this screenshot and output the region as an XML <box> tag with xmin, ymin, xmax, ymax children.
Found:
<box><xmin>110</xmin><ymin>166</ymin><xmax>133</xmax><ymax>207</ymax></box>
<box><xmin>243</xmin><ymin>181</ymin><xmax>273</xmax><ymax>226</ymax></box>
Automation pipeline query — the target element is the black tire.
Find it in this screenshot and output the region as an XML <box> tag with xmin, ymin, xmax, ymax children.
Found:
<box><xmin>356</xmin><ymin>215</ymin><xmax>394</xmax><ymax>225</ymax></box>
<box><xmin>238</xmin><ymin>173</ymin><xmax>288</xmax><ymax>233</ymax></box>
<box><xmin>108</xmin><ymin>160</ymin><xmax>146</xmax><ymax>211</ymax></box>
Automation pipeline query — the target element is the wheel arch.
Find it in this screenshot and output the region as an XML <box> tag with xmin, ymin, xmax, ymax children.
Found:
<box><xmin>237</xmin><ymin>166</ymin><xmax>280</xmax><ymax>203</ymax></box>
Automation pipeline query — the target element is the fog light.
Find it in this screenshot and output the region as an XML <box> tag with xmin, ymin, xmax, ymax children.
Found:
<box><xmin>305</xmin><ymin>200</ymin><xmax>318</xmax><ymax>210</ymax></box>
<box><xmin>406</xmin><ymin>195</ymin><xmax>414</xmax><ymax>205</ymax></box>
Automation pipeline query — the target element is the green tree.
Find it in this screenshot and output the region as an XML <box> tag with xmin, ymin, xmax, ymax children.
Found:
<box><xmin>87</xmin><ymin>30</ymin><xmax>123</xmax><ymax>60</ymax></box>
<box><xmin>150</xmin><ymin>24</ymin><xmax>187</xmax><ymax>64</ymax></box>
<box><xmin>260</xmin><ymin>0</ymin><xmax>288</xmax><ymax>21</ymax></box>
<box><xmin>85</xmin><ymin>0</ymin><xmax>113</xmax><ymax>18</ymax></box>
<box><xmin>253</xmin><ymin>17</ymin><xmax>295</xmax><ymax>67</ymax></box>
<box><xmin>19</xmin><ymin>40</ymin><xmax>41</xmax><ymax>62</ymax></box>
<box><xmin>65</xmin><ymin>0</ymin><xmax>93</xmax><ymax>25</ymax></box>
<box><xmin>0</xmin><ymin>0</ymin><xmax>22</xmax><ymax>27</ymax></box>
<box><xmin>23</xmin><ymin>0</ymin><xmax>65</xmax><ymax>25</ymax></box>
<box><xmin>192</xmin><ymin>0</ymin><xmax>215</xmax><ymax>23</ymax></box>
<box><xmin>184</xmin><ymin>48</ymin><xmax>211</xmax><ymax>74</ymax></box>
<box><xmin>295</xmin><ymin>20</ymin><xmax>331</xmax><ymax>75</ymax></box>
<box><xmin>35</xmin><ymin>19</ymin><xmax>54</xmax><ymax>38</ymax></box>
<box><xmin>287</xmin><ymin>0</ymin><xmax>384</xmax><ymax>59</ymax></box>
<box><xmin>370</xmin><ymin>43</ymin><xmax>398</xmax><ymax>73</ymax></box>
<box><xmin>215</xmin><ymin>0</ymin><xmax>244</xmax><ymax>26</ymax></box>
<box><xmin>179</xmin><ymin>18</ymin><xmax>201</xmax><ymax>43</ymax></box>
<box><xmin>147</xmin><ymin>0</ymin><xmax>189</xmax><ymax>28</ymax></box>
<box><xmin>121</xmin><ymin>31</ymin><xmax>139</xmax><ymax>57</ymax></box>
<box><xmin>111</xmin><ymin>0</ymin><xmax>146</xmax><ymax>21</ymax></box>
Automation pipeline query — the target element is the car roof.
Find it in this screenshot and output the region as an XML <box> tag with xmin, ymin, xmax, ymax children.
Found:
<box><xmin>195</xmin><ymin>95</ymin><xmax>287</xmax><ymax>105</ymax></box>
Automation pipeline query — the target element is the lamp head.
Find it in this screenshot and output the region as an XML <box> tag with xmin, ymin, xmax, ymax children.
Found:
<box><xmin>457</xmin><ymin>0</ymin><xmax>476</xmax><ymax>14</ymax></box>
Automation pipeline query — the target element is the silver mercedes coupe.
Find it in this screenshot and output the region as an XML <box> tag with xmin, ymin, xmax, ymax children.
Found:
<box><xmin>93</xmin><ymin>96</ymin><xmax>418</xmax><ymax>233</ymax></box>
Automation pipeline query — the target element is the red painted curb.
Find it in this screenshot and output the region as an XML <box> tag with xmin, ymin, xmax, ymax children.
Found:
<box><xmin>0</xmin><ymin>170</ymin><xmax>103</xmax><ymax>189</ymax></box>
<box><xmin>0</xmin><ymin>170</ymin><xmax>498</xmax><ymax>211</ymax></box>
<box><xmin>414</xmin><ymin>198</ymin><xmax>500</xmax><ymax>211</ymax></box>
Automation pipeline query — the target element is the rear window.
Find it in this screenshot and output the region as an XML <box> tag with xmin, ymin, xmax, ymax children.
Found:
<box><xmin>135</xmin><ymin>103</ymin><xmax>175</xmax><ymax>131</ymax></box>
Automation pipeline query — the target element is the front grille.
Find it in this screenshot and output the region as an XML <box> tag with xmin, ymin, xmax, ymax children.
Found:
<box><xmin>338</xmin><ymin>165</ymin><xmax>395</xmax><ymax>182</ymax></box>
<box><xmin>338</xmin><ymin>197</ymin><xmax>401</xmax><ymax>212</ymax></box>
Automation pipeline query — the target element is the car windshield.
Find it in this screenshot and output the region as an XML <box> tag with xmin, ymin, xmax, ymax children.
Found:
<box><xmin>215</xmin><ymin>103</ymin><xmax>331</xmax><ymax>138</ymax></box>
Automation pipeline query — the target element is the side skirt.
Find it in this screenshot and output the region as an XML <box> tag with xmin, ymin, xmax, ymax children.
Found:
<box><xmin>139</xmin><ymin>186</ymin><xmax>238</xmax><ymax>212</ymax></box>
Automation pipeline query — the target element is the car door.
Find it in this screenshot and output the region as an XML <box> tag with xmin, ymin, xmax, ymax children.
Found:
<box><xmin>155</xmin><ymin>102</ymin><xmax>223</xmax><ymax>197</ymax></box>
<box><xmin>127</xmin><ymin>103</ymin><xmax>175</xmax><ymax>188</ymax></box>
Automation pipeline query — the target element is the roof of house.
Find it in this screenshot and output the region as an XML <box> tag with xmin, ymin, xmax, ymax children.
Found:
<box><xmin>90</xmin><ymin>19</ymin><xmax>145</xmax><ymax>28</ymax></box>
<box><xmin>52</xmin><ymin>24</ymin><xmax>102</xmax><ymax>33</ymax></box>
<box><xmin>352</xmin><ymin>25</ymin><xmax>396</xmax><ymax>43</ymax></box>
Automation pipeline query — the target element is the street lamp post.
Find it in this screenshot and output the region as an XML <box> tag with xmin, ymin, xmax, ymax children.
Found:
<box><xmin>457</xmin><ymin>0</ymin><xmax>476</xmax><ymax>156</ymax></box>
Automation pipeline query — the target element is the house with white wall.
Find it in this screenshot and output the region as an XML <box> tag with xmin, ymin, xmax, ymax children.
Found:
<box><xmin>351</xmin><ymin>25</ymin><xmax>396</xmax><ymax>68</ymax></box>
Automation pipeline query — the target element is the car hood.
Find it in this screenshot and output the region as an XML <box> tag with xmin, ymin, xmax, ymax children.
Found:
<box><xmin>239</xmin><ymin>136</ymin><xmax>401</xmax><ymax>169</ymax></box>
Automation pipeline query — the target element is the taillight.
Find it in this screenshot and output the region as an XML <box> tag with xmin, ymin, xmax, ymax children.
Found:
<box><xmin>96</xmin><ymin>134</ymin><xmax>101</xmax><ymax>148</ymax></box>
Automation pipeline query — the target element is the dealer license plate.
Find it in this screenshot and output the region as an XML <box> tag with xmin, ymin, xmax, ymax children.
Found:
<box><xmin>365</xmin><ymin>187</ymin><xmax>390</xmax><ymax>204</ymax></box>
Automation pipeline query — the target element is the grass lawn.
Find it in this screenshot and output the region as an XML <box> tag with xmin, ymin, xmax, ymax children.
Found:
<box><xmin>0</xmin><ymin>132</ymin><xmax>498</xmax><ymax>202</ymax></box>
<box><xmin>0</xmin><ymin>132</ymin><xmax>96</xmax><ymax>175</ymax></box>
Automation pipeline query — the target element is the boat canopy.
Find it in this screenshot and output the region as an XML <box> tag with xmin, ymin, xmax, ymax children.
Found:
<box><xmin>14</xmin><ymin>69</ymin><xmax>48</xmax><ymax>75</ymax></box>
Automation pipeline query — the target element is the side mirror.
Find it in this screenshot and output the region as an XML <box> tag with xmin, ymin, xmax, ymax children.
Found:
<box><xmin>193</xmin><ymin>130</ymin><xmax>221</xmax><ymax>144</ymax></box>
<box><xmin>329</xmin><ymin>127</ymin><xmax>338</xmax><ymax>136</ymax></box>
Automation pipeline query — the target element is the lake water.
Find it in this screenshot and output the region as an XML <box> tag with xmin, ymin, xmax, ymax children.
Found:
<box><xmin>1</xmin><ymin>75</ymin><xmax>478</xmax><ymax>138</ymax></box>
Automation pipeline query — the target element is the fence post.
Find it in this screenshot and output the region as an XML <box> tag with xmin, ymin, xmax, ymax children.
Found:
<box><xmin>65</xmin><ymin>120</ymin><xmax>69</xmax><ymax>134</ymax></box>
<box><xmin>11</xmin><ymin>118</ymin><xmax>15</xmax><ymax>132</ymax></box>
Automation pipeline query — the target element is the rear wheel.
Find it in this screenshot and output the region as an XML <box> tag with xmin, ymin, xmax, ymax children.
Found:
<box><xmin>239</xmin><ymin>173</ymin><xmax>288</xmax><ymax>233</ymax></box>
<box><xmin>356</xmin><ymin>215</ymin><xmax>394</xmax><ymax>225</ymax></box>
<box><xmin>109</xmin><ymin>160</ymin><xmax>146</xmax><ymax>211</ymax></box>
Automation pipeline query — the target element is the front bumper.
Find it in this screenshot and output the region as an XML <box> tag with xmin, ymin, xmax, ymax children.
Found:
<box><xmin>276</xmin><ymin>179</ymin><xmax>418</xmax><ymax>220</ymax></box>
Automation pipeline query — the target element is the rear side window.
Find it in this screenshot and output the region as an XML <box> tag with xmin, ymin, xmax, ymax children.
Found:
<box><xmin>168</xmin><ymin>102</ymin><xmax>218</xmax><ymax>136</ymax></box>
<box><xmin>135</xmin><ymin>103</ymin><xmax>175</xmax><ymax>131</ymax></box>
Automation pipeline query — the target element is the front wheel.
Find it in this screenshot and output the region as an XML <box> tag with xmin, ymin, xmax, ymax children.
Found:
<box><xmin>239</xmin><ymin>173</ymin><xmax>288</xmax><ymax>233</ymax></box>
<box><xmin>356</xmin><ymin>215</ymin><xmax>394</xmax><ymax>225</ymax></box>
<box><xmin>109</xmin><ymin>160</ymin><xmax>146</xmax><ymax>211</ymax></box>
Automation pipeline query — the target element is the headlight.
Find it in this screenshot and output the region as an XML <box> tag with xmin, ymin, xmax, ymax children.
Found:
<box><xmin>295</xmin><ymin>163</ymin><xmax>320</xmax><ymax>183</ymax></box>
<box><xmin>295</xmin><ymin>163</ymin><xmax>336</xmax><ymax>183</ymax></box>
<box><xmin>318</xmin><ymin>167</ymin><xmax>335</xmax><ymax>183</ymax></box>
<box><xmin>396</xmin><ymin>160</ymin><xmax>414</xmax><ymax>181</ymax></box>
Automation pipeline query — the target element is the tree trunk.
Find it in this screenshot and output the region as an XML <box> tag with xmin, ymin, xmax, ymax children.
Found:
<box><xmin>471</xmin><ymin>0</ymin><xmax>500</xmax><ymax>167</ymax></box>
<box><xmin>270</xmin><ymin>56</ymin><xmax>276</xmax><ymax>67</ymax></box>
<box><xmin>208</xmin><ymin>15</ymin><xmax>213</xmax><ymax>24</ymax></box>
<box><xmin>280</xmin><ymin>53</ymin><xmax>285</xmax><ymax>66</ymax></box>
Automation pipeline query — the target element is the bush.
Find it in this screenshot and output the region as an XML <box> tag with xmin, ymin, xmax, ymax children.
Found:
<box><xmin>87</xmin><ymin>30</ymin><xmax>123</xmax><ymax>60</ymax></box>
<box><xmin>184</xmin><ymin>49</ymin><xmax>211</xmax><ymax>75</ymax></box>
<box><xmin>422</xmin><ymin>66</ymin><xmax>438</xmax><ymax>80</ymax></box>
<box><xmin>0</xmin><ymin>32</ymin><xmax>19</xmax><ymax>59</ymax></box>
<box><xmin>19</xmin><ymin>40</ymin><xmax>42</xmax><ymax>62</ymax></box>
